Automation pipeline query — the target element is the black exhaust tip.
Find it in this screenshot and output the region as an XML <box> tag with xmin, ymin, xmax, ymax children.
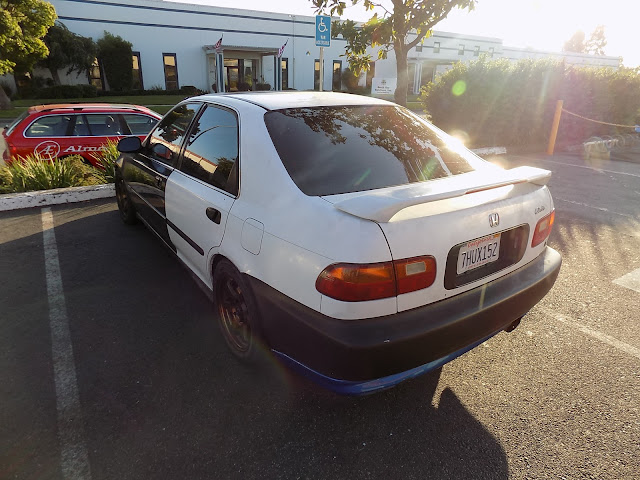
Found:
<box><xmin>504</xmin><ymin>316</ymin><xmax>523</xmax><ymax>333</ymax></box>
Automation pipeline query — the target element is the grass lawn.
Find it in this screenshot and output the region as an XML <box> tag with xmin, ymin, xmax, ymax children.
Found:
<box><xmin>0</xmin><ymin>95</ymin><xmax>185</xmax><ymax>119</ymax></box>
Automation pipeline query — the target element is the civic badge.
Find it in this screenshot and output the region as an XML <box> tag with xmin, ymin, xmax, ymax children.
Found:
<box><xmin>489</xmin><ymin>213</ymin><xmax>500</xmax><ymax>228</ymax></box>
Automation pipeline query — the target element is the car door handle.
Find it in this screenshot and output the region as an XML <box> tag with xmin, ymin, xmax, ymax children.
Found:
<box><xmin>206</xmin><ymin>207</ymin><xmax>222</xmax><ymax>224</ymax></box>
<box><xmin>155</xmin><ymin>175</ymin><xmax>163</xmax><ymax>188</ymax></box>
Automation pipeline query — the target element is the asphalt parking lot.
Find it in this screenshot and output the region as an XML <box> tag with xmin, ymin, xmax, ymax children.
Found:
<box><xmin>1</xmin><ymin>151</ymin><xmax>639</xmax><ymax>479</ymax></box>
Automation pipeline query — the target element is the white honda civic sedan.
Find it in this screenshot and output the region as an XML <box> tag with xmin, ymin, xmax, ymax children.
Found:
<box><xmin>115</xmin><ymin>92</ymin><xmax>561</xmax><ymax>395</ymax></box>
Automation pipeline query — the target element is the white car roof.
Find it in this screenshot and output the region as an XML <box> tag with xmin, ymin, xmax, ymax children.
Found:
<box><xmin>190</xmin><ymin>91</ymin><xmax>394</xmax><ymax>111</ymax></box>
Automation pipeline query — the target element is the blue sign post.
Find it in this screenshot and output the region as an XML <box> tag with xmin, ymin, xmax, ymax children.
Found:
<box><xmin>315</xmin><ymin>15</ymin><xmax>331</xmax><ymax>47</ymax></box>
<box><xmin>315</xmin><ymin>15</ymin><xmax>331</xmax><ymax>91</ymax></box>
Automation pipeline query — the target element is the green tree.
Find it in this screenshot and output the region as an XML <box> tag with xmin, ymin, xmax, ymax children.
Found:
<box><xmin>38</xmin><ymin>22</ymin><xmax>97</xmax><ymax>85</ymax></box>
<box><xmin>0</xmin><ymin>0</ymin><xmax>56</xmax><ymax>108</ymax></box>
<box><xmin>96</xmin><ymin>31</ymin><xmax>133</xmax><ymax>92</ymax></box>
<box><xmin>312</xmin><ymin>0</ymin><xmax>476</xmax><ymax>107</ymax></box>
<box><xmin>563</xmin><ymin>30</ymin><xmax>586</xmax><ymax>53</ymax></box>
<box><xmin>585</xmin><ymin>25</ymin><xmax>607</xmax><ymax>56</ymax></box>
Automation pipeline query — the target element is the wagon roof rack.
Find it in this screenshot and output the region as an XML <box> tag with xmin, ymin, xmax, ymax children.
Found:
<box><xmin>29</xmin><ymin>103</ymin><xmax>150</xmax><ymax>114</ymax></box>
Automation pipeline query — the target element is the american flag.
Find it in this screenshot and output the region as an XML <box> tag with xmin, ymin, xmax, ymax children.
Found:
<box><xmin>277</xmin><ymin>39</ymin><xmax>288</xmax><ymax>58</ymax></box>
<box><xmin>214</xmin><ymin>35</ymin><xmax>223</xmax><ymax>51</ymax></box>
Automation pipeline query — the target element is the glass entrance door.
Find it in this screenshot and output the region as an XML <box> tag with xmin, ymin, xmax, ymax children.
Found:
<box><xmin>224</xmin><ymin>59</ymin><xmax>239</xmax><ymax>91</ymax></box>
<box><xmin>224</xmin><ymin>58</ymin><xmax>257</xmax><ymax>91</ymax></box>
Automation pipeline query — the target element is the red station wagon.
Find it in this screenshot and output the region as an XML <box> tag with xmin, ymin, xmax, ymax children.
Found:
<box><xmin>1</xmin><ymin>104</ymin><xmax>161</xmax><ymax>166</ymax></box>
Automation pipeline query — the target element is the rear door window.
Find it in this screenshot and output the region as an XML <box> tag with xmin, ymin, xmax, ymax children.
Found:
<box><xmin>264</xmin><ymin>105</ymin><xmax>481</xmax><ymax>196</ymax></box>
<box><xmin>25</xmin><ymin>115</ymin><xmax>72</xmax><ymax>137</ymax></box>
<box><xmin>179</xmin><ymin>105</ymin><xmax>239</xmax><ymax>195</ymax></box>
<box><xmin>84</xmin><ymin>114</ymin><xmax>124</xmax><ymax>136</ymax></box>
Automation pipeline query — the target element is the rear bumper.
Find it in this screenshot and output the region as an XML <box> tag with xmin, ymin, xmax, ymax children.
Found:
<box><xmin>248</xmin><ymin>246</ymin><xmax>561</xmax><ymax>394</ymax></box>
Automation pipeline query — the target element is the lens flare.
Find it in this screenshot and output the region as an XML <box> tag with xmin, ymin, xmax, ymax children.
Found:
<box><xmin>452</xmin><ymin>80</ymin><xmax>467</xmax><ymax>96</ymax></box>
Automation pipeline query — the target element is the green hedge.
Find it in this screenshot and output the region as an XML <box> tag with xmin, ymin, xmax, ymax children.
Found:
<box><xmin>421</xmin><ymin>57</ymin><xmax>640</xmax><ymax>148</ymax></box>
<box><xmin>30</xmin><ymin>84</ymin><xmax>98</xmax><ymax>99</ymax></box>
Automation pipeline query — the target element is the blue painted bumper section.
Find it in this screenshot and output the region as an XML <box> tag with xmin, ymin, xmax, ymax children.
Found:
<box><xmin>272</xmin><ymin>332</ymin><xmax>496</xmax><ymax>396</ymax></box>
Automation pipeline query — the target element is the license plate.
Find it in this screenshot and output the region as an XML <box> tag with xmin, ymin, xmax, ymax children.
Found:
<box><xmin>457</xmin><ymin>233</ymin><xmax>501</xmax><ymax>275</ymax></box>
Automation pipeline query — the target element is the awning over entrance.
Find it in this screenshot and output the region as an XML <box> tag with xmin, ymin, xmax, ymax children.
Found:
<box><xmin>203</xmin><ymin>44</ymin><xmax>283</xmax><ymax>93</ymax></box>
<box><xmin>202</xmin><ymin>45</ymin><xmax>278</xmax><ymax>56</ymax></box>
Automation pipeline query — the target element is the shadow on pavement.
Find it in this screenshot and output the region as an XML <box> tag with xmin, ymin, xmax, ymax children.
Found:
<box><xmin>1</xmin><ymin>201</ymin><xmax>509</xmax><ymax>480</ymax></box>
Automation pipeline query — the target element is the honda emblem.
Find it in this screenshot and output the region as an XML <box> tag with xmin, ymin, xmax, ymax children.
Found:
<box><xmin>489</xmin><ymin>213</ymin><xmax>500</xmax><ymax>228</ymax></box>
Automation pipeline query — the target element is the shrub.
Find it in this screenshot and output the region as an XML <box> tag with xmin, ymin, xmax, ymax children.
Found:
<box><xmin>0</xmin><ymin>154</ymin><xmax>102</xmax><ymax>193</ymax></box>
<box><xmin>97</xmin><ymin>31</ymin><xmax>133</xmax><ymax>92</ymax></box>
<box><xmin>421</xmin><ymin>57</ymin><xmax>640</xmax><ymax>148</ymax></box>
<box><xmin>90</xmin><ymin>139</ymin><xmax>119</xmax><ymax>184</ymax></box>
<box><xmin>256</xmin><ymin>82</ymin><xmax>271</xmax><ymax>91</ymax></box>
<box><xmin>341</xmin><ymin>68</ymin><xmax>361</xmax><ymax>93</ymax></box>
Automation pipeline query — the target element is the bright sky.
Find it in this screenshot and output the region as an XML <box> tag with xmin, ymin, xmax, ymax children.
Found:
<box><xmin>170</xmin><ymin>0</ymin><xmax>639</xmax><ymax>67</ymax></box>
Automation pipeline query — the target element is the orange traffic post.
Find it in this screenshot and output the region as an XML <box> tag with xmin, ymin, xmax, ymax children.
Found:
<box><xmin>547</xmin><ymin>100</ymin><xmax>564</xmax><ymax>156</ymax></box>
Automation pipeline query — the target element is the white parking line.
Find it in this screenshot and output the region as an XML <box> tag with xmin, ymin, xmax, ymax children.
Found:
<box><xmin>613</xmin><ymin>268</ymin><xmax>640</xmax><ymax>293</ymax></box>
<box><xmin>42</xmin><ymin>208</ymin><xmax>92</xmax><ymax>480</ymax></box>
<box><xmin>513</xmin><ymin>156</ymin><xmax>640</xmax><ymax>178</ymax></box>
<box><xmin>541</xmin><ymin>308</ymin><xmax>640</xmax><ymax>360</ymax></box>
<box><xmin>555</xmin><ymin>198</ymin><xmax>638</xmax><ymax>219</ymax></box>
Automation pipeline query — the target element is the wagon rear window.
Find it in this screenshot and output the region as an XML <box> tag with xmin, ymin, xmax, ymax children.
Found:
<box><xmin>264</xmin><ymin>105</ymin><xmax>481</xmax><ymax>196</ymax></box>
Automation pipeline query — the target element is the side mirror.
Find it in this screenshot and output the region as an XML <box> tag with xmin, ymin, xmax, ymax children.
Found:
<box><xmin>117</xmin><ymin>136</ymin><xmax>142</xmax><ymax>153</ymax></box>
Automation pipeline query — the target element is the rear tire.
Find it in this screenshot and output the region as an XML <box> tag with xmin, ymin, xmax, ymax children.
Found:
<box><xmin>115</xmin><ymin>173</ymin><xmax>137</xmax><ymax>225</ymax></box>
<box><xmin>213</xmin><ymin>259</ymin><xmax>262</xmax><ymax>362</ymax></box>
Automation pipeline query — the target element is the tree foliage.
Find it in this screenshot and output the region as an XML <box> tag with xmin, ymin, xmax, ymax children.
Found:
<box><xmin>421</xmin><ymin>57</ymin><xmax>640</xmax><ymax>148</ymax></box>
<box><xmin>0</xmin><ymin>0</ymin><xmax>56</xmax><ymax>75</ymax></box>
<box><xmin>585</xmin><ymin>25</ymin><xmax>607</xmax><ymax>56</ymax></box>
<box><xmin>312</xmin><ymin>0</ymin><xmax>475</xmax><ymax>106</ymax></box>
<box><xmin>0</xmin><ymin>0</ymin><xmax>56</xmax><ymax>108</ymax></box>
<box><xmin>38</xmin><ymin>22</ymin><xmax>97</xmax><ymax>85</ymax></box>
<box><xmin>97</xmin><ymin>31</ymin><xmax>133</xmax><ymax>92</ymax></box>
<box><xmin>562</xmin><ymin>30</ymin><xmax>585</xmax><ymax>53</ymax></box>
<box><xmin>563</xmin><ymin>26</ymin><xmax>607</xmax><ymax>56</ymax></box>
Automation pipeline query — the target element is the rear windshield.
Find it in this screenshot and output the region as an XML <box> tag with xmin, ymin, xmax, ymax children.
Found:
<box><xmin>5</xmin><ymin>111</ymin><xmax>29</xmax><ymax>136</ymax></box>
<box><xmin>264</xmin><ymin>105</ymin><xmax>481</xmax><ymax>196</ymax></box>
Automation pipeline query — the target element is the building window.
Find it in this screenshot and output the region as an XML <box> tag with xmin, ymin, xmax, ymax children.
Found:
<box><xmin>281</xmin><ymin>58</ymin><xmax>289</xmax><ymax>90</ymax></box>
<box><xmin>416</xmin><ymin>45</ymin><xmax>423</xmax><ymax>52</ymax></box>
<box><xmin>458</xmin><ymin>44</ymin><xmax>465</xmax><ymax>55</ymax></box>
<box><xmin>314</xmin><ymin>59</ymin><xmax>320</xmax><ymax>90</ymax></box>
<box><xmin>474</xmin><ymin>46</ymin><xmax>480</xmax><ymax>57</ymax></box>
<box><xmin>89</xmin><ymin>58</ymin><xmax>104</xmax><ymax>91</ymax></box>
<box><xmin>332</xmin><ymin>60</ymin><xmax>342</xmax><ymax>91</ymax></box>
<box><xmin>163</xmin><ymin>53</ymin><xmax>179</xmax><ymax>90</ymax></box>
<box><xmin>489</xmin><ymin>47</ymin><xmax>495</xmax><ymax>58</ymax></box>
<box><xmin>433</xmin><ymin>42</ymin><xmax>440</xmax><ymax>54</ymax></box>
<box><xmin>132</xmin><ymin>52</ymin><xmax>143</xmax><ymax>90</ymax></box>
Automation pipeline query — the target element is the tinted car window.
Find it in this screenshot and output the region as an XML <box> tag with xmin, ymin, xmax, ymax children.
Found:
<box><xmin>25</xmin><ymin>115</ymin><xmax>72</xmax><ymax>137</ymax></box>
<box><xmin>72</xmin><ymin>115</ymin><xmax>90</xmax><ymax>136</ymax></box>
<box><xmin>180</xmin><ymin>105</ymin><xmax>239</xmax><ymax>195</ymax></box>
<box><xmin>85</xmin><ymin>114</ymin><xmax>124</xmax><ymax>136</ymax></box>
<box><xmin>264</xmin><ymin>105</ymin><xmax>479</xmax><ymax>196</ymax></box>
<box><xmin>122</xmin><ymin>114</ymin><xmax>157</xmax><ymax>135</ymax></box>
<box><xmin>147</xmin><ymin>103</ymin><xmax>199</xmax><ymax>166</ymax></box>
<box><xmin>6</xmin><ymin>111</ymin><xmax>28</xmax><ymax>135</ymax></box>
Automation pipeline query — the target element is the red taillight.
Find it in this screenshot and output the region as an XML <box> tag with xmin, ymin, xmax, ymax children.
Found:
<box><xmin>316</xmin><ymin>256</ymin><xmax>437</xmax><ymax>302</ymax></box>
<box><xmin>531</xmin><ymin>210</ymin><xmax>555</xmax><ymax>247</ymax></box>
<box><xmin>4</xmin><ymin>141</ymin><xmax>17</xmax><ymax>163</ymax></box>
<box><xmin>316</xmin><ymin>262</ymin><xmax>396</xmax><ymax>302</ymax></box>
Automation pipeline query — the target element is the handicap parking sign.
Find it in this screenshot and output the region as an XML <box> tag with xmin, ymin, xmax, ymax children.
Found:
<box><xmin>315</xmin><ymin>15</ymin><xmax>331</xmax><ymax>47</ymax></box>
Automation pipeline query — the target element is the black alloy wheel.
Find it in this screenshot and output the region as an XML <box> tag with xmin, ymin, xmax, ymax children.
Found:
<box><xmin>115</xmin><ymin>174</ymin><xmax>137</xmax><ymax>225</ymax></box>
<box><xmin>213</xmin><ymin>259</ymin><xmax>261</xmax><ymax>362</ymax></box>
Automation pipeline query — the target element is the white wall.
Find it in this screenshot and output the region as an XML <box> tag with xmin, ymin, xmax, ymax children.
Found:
<box><xmin>48</xmin><ymin>0</ymin><xmax>348</xmax><ymax>92</ymax></box>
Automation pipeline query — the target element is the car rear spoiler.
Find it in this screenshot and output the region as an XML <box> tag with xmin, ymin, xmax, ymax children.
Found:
<box><xmin>331</xmin><ymin>166</ymin><xmax>552</xmax><ymax>223</ymax></box>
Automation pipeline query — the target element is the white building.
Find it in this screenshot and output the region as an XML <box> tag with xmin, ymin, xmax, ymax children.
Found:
<box><xmin>1</xmin><ymin>0</ymin><xmax>622</xmax><ymax>96</ymax></box>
